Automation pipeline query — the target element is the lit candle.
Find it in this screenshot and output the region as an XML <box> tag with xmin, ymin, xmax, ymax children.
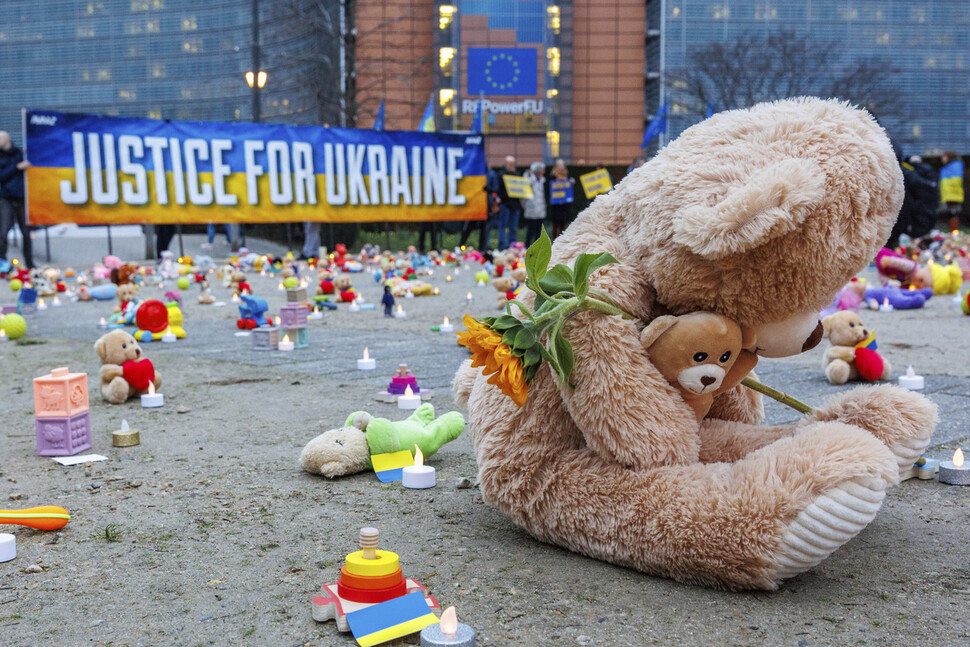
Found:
<box><xmin>405</xmin><ymin>289</ymin><xmax>414</xmax><ymax>299</ymax></box>
<box><xmin>394</xmin><ymin>304</ymin><xmax>407</xmax><ymax>318</ymax></box>
<box><xmin>401</xmin><ymin>445</ymin><xmax>435</xmax><ymax>488</ymax></box>
<box><xmin>97</xmin><ymin>317</ymin><xmax>108</xmax><ymax>330</ymax></box>
<box><xmin>310</xmin><ymin>306</ymin><xmax>323</xmax><ymax>320</ymax></box>
<box><xmin>397</xmin><ymin>384</ymin><xmax>421</xmax><ymax>410</ymax></box>
<box><xmin>879</xmin><ymin>297</ymin><xmax>893</xmax><ymax>312</ymax></box>
<box><xmin>277</xmin><ymin>281</ymin><xmax>285</xmax><ymax>291</ymax></box>
<box><xmin>231</xmin><ymin>292</ymin><xmax>240</xmax><ymax>303</ymax></box>
<box><xmin>465</xmin><ymin>292</ymin><xmax>473</xmax><ymax>304</ymax></box>
<box><xmin>112</xmin><ymin>419</ymin><xmax>140</xmax><ymax>447</ymax></box>
<box><xmin>433</xmin><ymin>287</ymin><xmax>440</xmax><ymax>296</ymax></box>
<box><xmin>161</xmin><ymin>327</ymin><xmax>176</xmax><ymax>343</ymax></box>
<box><xmin>37</xmin><ymin>298</ymin><xmax>47</xmax><ymax>311</ymax></box>
<box><xmin>349</xmin><ymin>299</ymin><xmax>360</xmax><ymax>312</ymax></box>
<box><xmin>0</xmin><ymin>329</ymin><xmax>7</xmax><ymax>343</ymax></box>
<box><xmin>476</xmin><ymin>279</ymin><xmax>485</xmax><ymax>287</ymax></box>
<box><xmin>420</xmin><ymin>606</ymin><xmax>476</xmax><ymax>647</ymax></box>
<box><xmin>440</xmin><ymin>316</ymin><xmax>454</xmax><ymax>333</ymax></box>
<box><xmin>454</xmin><ymin>267</ymin><xmax>460</xmax><ymax>276</ymax></box>
<box><xmin>140</xmin><ymin>382</ymin><xmax>164</xmax><ymax>408</ymax></box>
<box><xmin>274</xmin><ymin>315</ymin><xmax>281</xmax><ymax>326</ymax></box>
<box><xmin>52</xmin><ymin>296</ymin><xmax>61</xmax><ymax>307</ymax></box>
<box><xmin>357</xmin><ymin>347</ymin><xmax>376</xmax><ymax>370</ymax></box>
<box><xmin>446</xmin><ymin>276</ymin><xmax>452</xmax><ymax>283</ymax></box>
<box><xmin>939</xmin><ymin>448</ymin><xmax>970</xmax><ymax>485</ymax></box>
<box><xmin>898</xmin><ymin>365</ymin><xmax>924</xmax><ymax>390</ymax></box>
<box><xmin>278</xmin><ymin>334</ymin><xmax>295</xmax><ymax>351</ymax></box>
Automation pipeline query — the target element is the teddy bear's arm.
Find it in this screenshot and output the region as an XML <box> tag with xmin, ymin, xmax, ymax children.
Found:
<box><xmin>824</xmin><ymin>346</ymin><xmax>856</xmax><ymax>363</ymax></box>
<box><xmin>100</xmin><ymin>364</ymin><xmax>124</xmax><ymax>381</ymax></box>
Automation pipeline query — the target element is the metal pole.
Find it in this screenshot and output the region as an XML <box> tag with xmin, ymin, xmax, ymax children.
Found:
<box><xmin>251</xmin><ymin>0</ymin><xmax>261</xmax><ymax>123</ymax></box>
<box><xmin>658</xmin><ymin>0</ymin><xmax>666</xmax><ymax>149</ymax></box>
<box><xmin>339</xmin><ymin>0</ymin><xmax>347</xmax><ymax>127</ymax></box>
<box><xmin>176</xmin><ymin>224</ymin><xmax>184</xmax><ymax>257</ymax></box>
<box><xmin>144</xmin><ymin>224</ymin><xmax>155</xmax><ymax>260</ymax></box>
<box><xmin>106</xmin><ymin>225</ymin><xmax>113</xmax><ymax>256</ymax></box>
<box><xmin>384</xmin><ymin>221</ymin><xmax>390</xmax><ymax>251</ymax></box>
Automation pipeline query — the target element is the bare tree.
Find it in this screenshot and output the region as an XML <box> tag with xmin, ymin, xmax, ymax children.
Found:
<box><xmin>671</xmin><ymin>29</ymin><xmax>907</xmax><ymax>120</ymax></box>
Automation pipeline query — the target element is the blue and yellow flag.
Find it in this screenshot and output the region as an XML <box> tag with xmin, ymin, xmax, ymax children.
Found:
<box><xmin>940</xmin><ymin>160</ymin><xmax>964</xmax><ymax>204</ymax></box>
<box><xmin>470</xmin><ymin>95</ymin><xmax>484</xmax><ymax>134</ymax></box>
<box><xmin>855</xmin><ymin>330</ymin><xmax>878</xmax><ymax>351</ymax></box>
<box><xmin>417</xmin><ymin>96</ymin><xmax>435</xmax><ymax>133</ymax></box>
<box><xmin>466</xmin><ymin>48</ymin><xmax>538</xmax><ymax>96</ymax></box>
<box><xmin>346</xmin><ymin>592</ymin><xmax>439</xmax><ymax>647</ymax></box>
<box><xmin>373</xmin><ymin>100</ymin><xmax>385</xmax><ymax>132</ymax></box>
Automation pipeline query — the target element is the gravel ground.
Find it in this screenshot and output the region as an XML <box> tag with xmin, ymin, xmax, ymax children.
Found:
<box><xmin>1</xmin><ymin>250</ymin><xmax>969</xmax><ymax>647</ymax></box>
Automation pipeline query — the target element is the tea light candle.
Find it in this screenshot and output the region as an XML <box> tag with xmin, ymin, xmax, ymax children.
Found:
<box><xmin>879</xmin><ymin>297</ymin><xmax>893</xmax><ymax>312</ymax></box>
<box><xmin>454</xmin><ymin>267</ymin><xmax>460</xmax><ymax>276</ymax></box>
<box><xmin>0</xmin><ymin>533</ymin><xmax>15</xmax><ymax>563</ymax></box>
<box><xmin>939</xmin><ymin>448</ymin><xmax>970</xmax><ymax>485</ymax></box>
<box><xmin>446</xmin><ymin>276</ymin><xmax>452</xmax><ymax>283</ymax></box>
<box><xmin>277</xmin><ymin>281</ymin><xmax>285</xmax><ymax>291</ymax></box>
<box><xmin>465</xmin><ymin>292</ymin><xmax>473</xmax><ymax>304</ymax></box>
<box><xmin>357</xmin><ymin>347</ymin><xmax>376</xmax><ymax>370</ymax></box>
<box><xmin>278</xmin><ymin>334</ymin><xmax>295</xmax><ymax>351</ymax></box>
<box><xmin>402</xmin><ymin>445</ymin><xmax>435</xmax><ymax>488</ymax></box>
<box><xmin>161</xmin><ymin>327</ymin><xmax>176</xmax><ymax>343</ymax></box>
<box><xmin>274</xmin><ymin>316</ymin><xmax>281</xmax><ymax>326</ymax></box>
<box><xmin>98</xmin><ymin>317</ymin><xmax>108</xmax><ymax>330</ymax></box>
<box><xmin>37</xmin><ymin>298</ymin><xmax>47</xmax><ymax>311</ymax></box>
<box><xmin>899</xmin><ymin>366</ymin><xmax>924</xmax><ymax>390</ymax></box>
<box><xmin>476</xmin><ymin>279</ymin><xmax>485</xmax><ymax>287</ymax></box>
<box><xmin>405</xmin><ymin>290</ymin><xmax>414</xmax><ymax>299</ymax></box>
<box><xmin>433</xmin><ymin>287</ymin><xmax>440</xmax><ymax>296</ymax></box>
<box><xmin>394</xmin><ymin>304</ymin><xmax>407</xmax><ymax>318</ymax></box>
<box><xmin>420</xmin><ymin>606</ymin><xmax>475</xmax><ymax>647</ymax></box>
<box><xmin>112</xmin><ymin>419</ymin><xmax>140</xmax><ymax>447</ymax></box>
<box><xmin>0</xmin><ymin>329</ymin><xmax>7</xmax><ymax>343</ymax></box>
<box><xmin>397</xmin><ymin>384</ymin><xmax>421</xmax><ymax>410</ymax></box>
<box><xmin>52</xmin><ymin>296</ymin><xmax>62</xmax><ymax>307</ymax></box>
<box><xmin>140</xmin><ymin>382</ymin><xmax>164</xmax><ymax>408</ymax></box>
<box><xmin>231</xmin><ymin>293</ymin><xmax>240</xmax><ymax>303</ymax></box>
<box><xmin>440</xmin><ymin>316</ymin><xmax>454</xmax><ymax>333</ymax></box>
<box><xmin>310</xmin><ymin>306</ymin><xmax>323</xmax><ymax>320</ymax></box>
<box><xmin>349</xmin><ymin>299</ymin><xmax>360</xmax><ymax>312</ymax></box>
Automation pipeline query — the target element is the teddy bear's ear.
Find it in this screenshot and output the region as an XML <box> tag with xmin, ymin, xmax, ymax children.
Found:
<box><xmin>740</xmin><ymin>325</ymin><xmax>757</xmax><ymax>349</ymax></box>
<box><xmin>672</xmin><ymin>158</ymin><xmax>826</xmax><ymax>260</ymax></box>
<box><xmin>640</xmin><ymin>315</ymin><xmax>679</xmax><ymax>349</ymax></box>
<box><xmin>94</xmin><ymin>337</ymin><xmax>106</xmax><ymax>359</ymax></box>
<box><xmin>821</xmin><ymin>314</ymin><xmax>834</xmax><ymax>338</ymax></box>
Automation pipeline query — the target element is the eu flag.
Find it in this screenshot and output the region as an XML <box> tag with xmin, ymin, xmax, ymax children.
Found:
<box><xmin>467</xmin><ymin>48</ymin><xmax>537</xmax><ymax>96</ymax></box>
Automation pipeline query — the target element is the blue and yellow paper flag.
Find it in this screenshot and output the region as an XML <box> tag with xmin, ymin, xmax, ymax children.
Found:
<box><xmin>346</xmin><ymin>591</ymin><xmax>439</xmax><ymax>647</ymax></box>
<box><xmin>418</xmin><ymin>96</ymin><xmax>436</xmax><ymax>133</ymax></box>
<box><xmin>855</xmin><ymin>330</ymin><xmax>878</xmax><ymax>351</ymax></box>
<box><xmin>371</xmin><ymin>450</ymin><xmax>414</xmax><ymax>483</ymax></box>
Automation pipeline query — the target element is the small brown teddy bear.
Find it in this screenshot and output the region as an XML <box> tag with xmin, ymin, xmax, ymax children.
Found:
<box><xmin>115</xmin><ymin>283</ymin><xmax>139</xmax><ymax>313</ymax></box>
<box><xmin>821</xmin><ymin>311</ymin><xmax>891</xmax><ymax>384</ymax></box>
<box><xmin>493</xmin><ymin>267</ymin><xmax>527</xmax><ymax>309</ymax></box>
<box><xmin>94</xmin><ymin>330</ymin><xmax>162</xmax><ymax>404</ymax></box>
<box><xmin>640</xmin><ymin>312</ymin><xmax>750</xmax><ymax>420</ymax></box>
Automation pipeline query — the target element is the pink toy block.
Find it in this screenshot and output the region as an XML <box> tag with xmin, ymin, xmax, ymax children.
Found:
<box><xmin>33</xmin><ymin>367</ymin><xmax>89</xmax><ymax>418</ymax></box>
<box><xmin>279</xmin><ymin>303</ymin><xmax>308</xmax><ymax>329</ymax></box>
<box><xmin>35</xmin><ymin>411</ymin><xmax>92</xmax><ymax>456</ymax></box>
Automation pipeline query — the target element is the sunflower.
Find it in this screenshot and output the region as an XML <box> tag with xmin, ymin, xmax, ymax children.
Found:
<box><xmin>457</xmin><ymin>314</ymin><xmax>529</xmax><ymax>407</ymax></box>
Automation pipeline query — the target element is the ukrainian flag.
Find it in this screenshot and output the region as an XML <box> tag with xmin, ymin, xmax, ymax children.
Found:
<box><xmin>855</xmin><ymin>330</ymin><xmax>878</xmax><ymax>351</ymax></box>
<box><xmin>346</xmin><ymin>592</ymin><xmax>439</xmax><ymax>646</ymax></box>
<box><xmin>940</xmin><ymin>160</ymin><xmax>964</xmax><ymax>203</ymax></box>
<box><xmin>417</xmin><ymin>96</ymin><xmax>435</xmax><ymax>133</ymax></box>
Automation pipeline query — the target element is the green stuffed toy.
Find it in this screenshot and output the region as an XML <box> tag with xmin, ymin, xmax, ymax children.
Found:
<box><xmin>299</xmin><ymin>403</ymin><xmax>464</xmax><ymax>478</ymax></box>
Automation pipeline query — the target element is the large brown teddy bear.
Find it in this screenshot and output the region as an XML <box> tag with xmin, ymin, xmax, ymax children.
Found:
<box><xmin>453</xmin><ymin>98</ymin><xmax>938</xmax><ymax>591</ymax></box>
<box><xmin>95</xmin><ymin>330</ymin><xmax>162</xmax><ymax>404</ymax></box>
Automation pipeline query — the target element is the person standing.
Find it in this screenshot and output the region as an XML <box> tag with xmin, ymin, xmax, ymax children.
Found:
<box><xmin>522</xmin><ymin>162</ymin><xmax>547</xmax><ymax>246</ymax></box>
<box><xmin>494</xmin><ymin>155</ymin><xmax>522</xmax><ymax>250</ymax></box>
<box><xmin>940</xmin><ymin>151</ymin><xmax>965</xmax><ymax>232</ymax></box>
<box><xmin>301</xmin><ymin>221</ymin><xmax>321</xmax><ymax>259</ymax></box>
<box><xmin>548</xmin><ymin>158</ymin><xmax>575</xmax><ymax>239</ymax></box>
<box><xmin>0</xmin><ymin>131</ymin><xmax>33</xmax><ymax>269</ymax></box>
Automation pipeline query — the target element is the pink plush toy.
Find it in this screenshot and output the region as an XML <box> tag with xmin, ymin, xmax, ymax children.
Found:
<box><xmin>875</xmin><ymin>247</ymin><xmax>916</xmax><ymax>284</ymax></box>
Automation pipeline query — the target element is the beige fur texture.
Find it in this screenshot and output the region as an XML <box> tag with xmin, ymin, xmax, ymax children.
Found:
<box><xmin>94</xmin><ymin>330</ymin><xmax>162</xmax><ymax>404</ymax></box>
<box><xmin>454</xmin><ymin>98</ymin><xmax>937</xmax><ymax>590</ymax></box>
<box><xmin>821</xmin><ymin>311</ymin><xmax>892</xmax><ymax>384</ymax></box>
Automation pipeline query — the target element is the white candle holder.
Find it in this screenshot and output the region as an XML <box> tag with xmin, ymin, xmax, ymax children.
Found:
<box><xmin>939</xmin><ymin>449</ymin><xmax>970</xmax><ymax>485</ymax></box>
<box><xmin>898</xmin><ymin>366</ymin><xmax>924</xmax><ymax>390</ymax></box>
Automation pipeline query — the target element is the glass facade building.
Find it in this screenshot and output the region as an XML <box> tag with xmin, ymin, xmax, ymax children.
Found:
<box><xmin>646</xmin><ymin>0</ymin><xmax>970</xmax><ymax>156</ymax></box>
<box><xmin>0</xmin><ymin>0</ymin><xmax>333</xmax><ymax>141</ymax></box>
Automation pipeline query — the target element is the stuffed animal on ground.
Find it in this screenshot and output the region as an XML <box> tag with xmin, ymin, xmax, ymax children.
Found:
<box><xmin>110</xmin><ymin>263</ymin><xmax>138</xmax><ymax>285</ymax></box>
<box><xmin>864</xmin><ymin>285</ymin><xmax>933</xmax><ymax>310</ymax></box>
<box><xmin>910</xmin><ymin>261</ymin><xmax>962</xmax><ymax>295</ymax></box>
<box><xmin>115</xmin><ymin>283</ymin><xmax>140</xmax><ymax>314</ymax></box>
<box><xmin>820</xmin><ymin>279</ymin><xmax>867</xmax><ymax>318</ymax></box>
<box><xmin>492</xmin><ymin>267</ymin><xmax>527</xmax><ymax>309</ymax></box>
<box><xmin>317</xmin><ymin>269</ymin><xmax>335</xmax><ymax>294</ymax></box>
<box><xmin>821</xmin><ymin>311</ymin><xmax>891</xmax><ymax>384</ymax></box>
<box><xmin>300</xmin><ymin>404</ymin><xmax>464</xmax><ymax>478</ymax></box>
<box><xmin>94</xmin><ymin>330</ymin><xmax>162</xmax><ymax>404</ymax></box>
<box><xmin>158</xmin><ymin>251</ymin><xmax>178</xmax><ymax>281</ymax></box>
<box><xmin>640</xmin><ymin>312</ymin><xmax>749</xmax><ymax>421</ymax></box>
<box><xmin>230</xmin><ymin>271</ymin><xmax>251</xmax><ymax>295</ymax></box>
<box><xmin>452</xmin><ymin>98</ymin><xmax>936</xmax><ymax>591</ymax></box>
<box><xmin>334</xmin><ymin>275</ymin><xmax>355</xmax><ymax>302</ymax></box>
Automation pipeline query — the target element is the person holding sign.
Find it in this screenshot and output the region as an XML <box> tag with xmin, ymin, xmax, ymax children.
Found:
<box><xmin>495</xmin><ymin>156</ymin><xmax>523</xmax><ymax>250</ymax></box>
<box><xmin>522</xmin><ymin>162</ymin><xmax>547</xmax><ymax>247</ymax></box>
<box><xmin>549</xmin><ymin>159</ymin><xmax>575</xmax><ymax>239</ymax></box>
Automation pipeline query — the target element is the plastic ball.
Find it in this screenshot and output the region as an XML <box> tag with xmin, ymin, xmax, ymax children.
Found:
<box><xmin>0</xmin><ymin>313</ymin><xmax>27</xmax><ymax>339</ymax></box>
<box><xmin>283</xmin><ymin>276</ymin><xmax>299</xmax><ymax>289</ymax></box>
<box><xmin>474</xmin><ymin>271</ymin><xmax>490</xmax><ymax>284</ymax></box>
<box><xmin>9</xmin><ymin>279</ymin><xmax>22</xmax><ymax>291</ymax></box>
<box><xmin>962</xmin><ymin>292</ymin><xmax>970</xmax><ymax>315</ymax></box>
<box><xmin>135</xmin><ymin>299</ymin><xmax>170</xmax><ymax>333</ymax></box>
<box><xmin>176</xmin><ymin>277</ymin><xmax>190</xmax><ymax>290</ymax></box>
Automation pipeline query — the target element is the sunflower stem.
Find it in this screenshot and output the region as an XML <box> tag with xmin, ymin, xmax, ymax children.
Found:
<box><xmin>741</xmin><ymin>377</ymin><xmax>814</xmax><ymax>415</ymax></box>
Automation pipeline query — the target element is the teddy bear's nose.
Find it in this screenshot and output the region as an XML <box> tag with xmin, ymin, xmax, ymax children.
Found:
<box><xmin>135</xmin><ymin>347</ymin><xmax>141</xmax><ymax>356</ymax></box>
<box><xmin>701</xmin><ymin>376</ymin><xmax>716</xmax><ymax>387</ymax></box>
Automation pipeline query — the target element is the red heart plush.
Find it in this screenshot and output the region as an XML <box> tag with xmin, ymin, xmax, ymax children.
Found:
<box><xmin>122</xmin><ymin>358</ymin><xmax>155</xmax><ymax>391</ymax></box>
<box><xmin>340</xmin><ymin>289</ymin><xmax>356</xmax><ymax>302</ymax></box>
<box><xmin>854</xmin><ymin>348</ymin><xmax>884</xmax><ymax>382</ymax></box>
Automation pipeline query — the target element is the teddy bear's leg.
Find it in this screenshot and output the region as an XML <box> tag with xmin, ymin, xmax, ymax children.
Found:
<box><xmin>825</xmin><ymin>359</ymin><xmax>851</xmax><ymax>384</ymax></box>
<box><xmin>808</xmin><ymin>384</ymin><xmax>937</xmax><ymax>476</ymax></box>
<box><xmin>479</xmin><ymin>418</ymin><xmax>896</xmax><ymax>590</ymax></box>
<box><xmin>880</xmin><ymin>357</ymin><xmax>892</xmax><ymax>381</ymax></box>
<box><xmin>102</xmin><ymin>377</ymin><xmax>131</xmax><ymax>404</ymax></box>
<box><xmin>152</xmin><ymin>371</ymin><xmax>161</xmax><ymax>390</ymax></box>
<box><xmin>697</xmin><ymin>418</ymin><xmax>805</xmax><ymax>463</ymax></box>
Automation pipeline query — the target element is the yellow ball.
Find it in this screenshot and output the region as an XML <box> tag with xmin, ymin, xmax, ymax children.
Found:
<box><xmin>0</xmin><ymin>313</ymin><xmax>27</xmax><ymax>339</ymax></box>
<box><xmin>176</xmin><ymin>277</ymin><xmax>190</xmax><ymax>290</ymax></box>
<box><xmin>9</xmin><ymin>279</ymin><xmax>23</xmax><ymax>291</ymax></box>
<box><xmin>283</xmin><ymin>276</ymin><xmax>299</xmax><ymax>289</ymax></box>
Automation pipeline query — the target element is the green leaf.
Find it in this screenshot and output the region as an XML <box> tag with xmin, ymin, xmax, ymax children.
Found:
<box><xmin>505</xmin><ymin>299</ymin><xmax>535</xmax><ymax>321</ymax></box>
<box><xmin>501</xmin><ymin>327</ymin><xmax>520</xmax><ymax>347</ymax></box>
<box><xmin>491</xmin><ymin>315</ymin><xmax>520</xmax><ymax>331</ymax></box>
<box><xmin>538</xmin><ymin>264</ymin><xmax>574</xmax><ymax>298</ymax></box>
<box><xmin>525</xmin><ymin>227</ymin><xmax>553</xmax><ymax>283</ymax></box>
<box><xmin>513</xmin><ymin>327</ymin><xmax>536</xmax><ymax>351</ymax></box>
<box><xmin>553</xmin><ymin>333</ymin><xmax>575</xmax><ymax>387</ymax></box>
<box><xmin>572</xmin><ymin>252</ymin><xmax>618</xmax><ymax>297</ymax></box>
<box><xmin>524</xmin><ymin>345</ymin><xmax>542</xmax><ymax>367</ymax></box>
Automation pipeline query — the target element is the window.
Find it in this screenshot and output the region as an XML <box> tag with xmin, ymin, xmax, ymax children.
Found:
<box><xmin>876</xmin><ymin>33</ymin><xmax>889</xmax><ymax>45</ymax></box>
<box><xmin>152</xmin><ymin>63</ymin><xmax>166</xmax><ymax>78</ymax></box>
<box><xmin>182</xmin><ymin>16</ymin><xmax>197</xmax><ymax>31</ymax></box>
<box><xmin>119</xmin><ymin>89</ymin><xmax>137</xmax><ymax>100</ymax></box>
<box><xmin>181</xmin><ymin>88</ymin><xmax>193</xmax><ymax>99</ymax></box>
<box><xmin>148</xmin><ymin>109</ymin><xmax>162</xmax><ymax>119</ymax></box>
<box><xmin>912</xmin><ymin>125</ymin><xmax>922</xmax><ymax>137</ymax></box>
<box><xmin>183</xmin><ymin>39</ymin><xmax>201</xmax><ymax>53</ymax></box>
<box><xmin>547</xmin><ymin>47</ymin><xmax>560</xmax><ymax>77</ymax></box>
<box><xmin>96</xmin><ymin>68</ymin><xmax>111</xmax><ymax>81</ymax></box>
<box><xmin>131</xmin><ymin>0</ymin><xmax>148</xmax><ymax>11</ymax></box>
<box><xmin>146</xmin><ymin>19</ymin><xmax>159</xmax><ymax>33</ymax></box>
<box><xmin>77</xmin><ymin>25</ymin><xmax>95</xmax><ymax>38</ymax></box>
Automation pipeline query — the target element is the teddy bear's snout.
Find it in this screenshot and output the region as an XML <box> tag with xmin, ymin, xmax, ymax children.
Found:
<box><xmin>700</xmin><ymin>376</ymin><xmax>716</xmax><ymax>387</ymax></box>
<box><xmin>678</xmin><ymin>364</ymin><xmax>726</xmax><ymax>395</ymax></box>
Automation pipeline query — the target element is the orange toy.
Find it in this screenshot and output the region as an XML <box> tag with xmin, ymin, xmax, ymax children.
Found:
<box><xmin>0</xmin><ymin>506</ymin><xmax>71</xmax><ymax>531</ymax></box>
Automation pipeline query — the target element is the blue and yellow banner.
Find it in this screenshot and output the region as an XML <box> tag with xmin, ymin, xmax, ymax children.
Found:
<box><xmin>24</xmin><ymin>110</ymin><xmax>487</xmax><ymax>225</ymax></box>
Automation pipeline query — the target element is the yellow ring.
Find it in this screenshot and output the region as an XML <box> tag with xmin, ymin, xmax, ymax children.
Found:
<box><xmin>344</xmin><ymin>550</ymin><xmax>400</xmax><ymax>577</ymax></box>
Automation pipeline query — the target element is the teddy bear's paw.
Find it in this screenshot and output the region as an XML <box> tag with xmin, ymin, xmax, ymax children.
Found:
<box><xmin>770</xmin><ymin>475</ymin><xmax>886</xmax><ymax>581</ymax></box>
<box><xmin>810</xmin><ymin>384</ymin><xmax>937</xmax><ymax>476</ymax></box>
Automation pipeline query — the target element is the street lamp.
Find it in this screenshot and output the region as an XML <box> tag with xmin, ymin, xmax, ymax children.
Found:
<box><xmin>245</xmin><ymin>71</ymin><xmax>267</xmax><ymax>89</ymax></box>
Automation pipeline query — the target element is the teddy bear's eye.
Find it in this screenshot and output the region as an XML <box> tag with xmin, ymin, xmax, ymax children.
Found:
<box><xmin>693</xmin><ymin>352</ymin><xmax>708</xmax><ymax>363</ymax></box>
<box><xmin>121</xmin><ymin>343</ymin><xmax>127</xmax><ymax>349</ymax></box>
<box><xmin>849</xmin><ymin>322</ymin><xmax>855</xmax><ymax>327</ymax></box>
<box><xmin>719</xmin><ymin>351</ymin><xmax>732</xmax><ymax>363</ymax></box>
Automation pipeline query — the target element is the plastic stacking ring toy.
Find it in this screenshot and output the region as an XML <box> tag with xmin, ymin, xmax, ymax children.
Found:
<box><xmin>339</xmin><ymin>566</ymin><xmax>404</xmax><ymax>590</ymax></box>
<box><xmin>344</xmin><ymin>550</ymin><xmax>400</xmax><ymax>577</ymax></box>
